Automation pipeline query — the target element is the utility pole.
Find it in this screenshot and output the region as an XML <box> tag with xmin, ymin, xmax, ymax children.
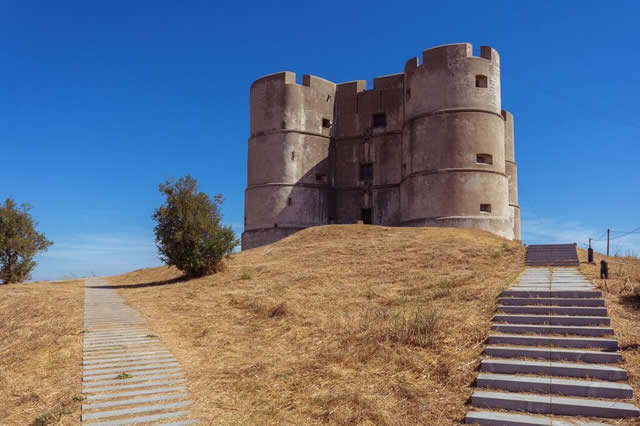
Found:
<box><xmin>607</xmin><ymin>228</ymin><xmax>610</xmax><ymax>256</ymax></box>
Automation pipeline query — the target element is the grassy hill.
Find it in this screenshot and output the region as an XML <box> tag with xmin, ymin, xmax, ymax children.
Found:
<box><xmin>108</xmin><ymin>225</ymin><xmax>525</xmax><ymax>424</ymax></box>
<box><xmin>0</xmin><ymin>280</ymin><xmax>84</xmax><ymax>425</ymax></box>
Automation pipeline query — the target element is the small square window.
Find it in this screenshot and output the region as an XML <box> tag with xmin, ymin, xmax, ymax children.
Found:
<box><xmin>480</xmin><ymin>204</ymin><xmax>492</xmax><ymax>213</ymax></box>
<box><xmin>322</xmin><ymin>118</ymin><xmax>331</xmax><ymax>128</ymax></box>
<box><xmin>476</xmin><ymin>154</ymin><xmax>493</xmax><ymax>164</ymax></box>
<box><xmin>315</xmin><ymin>173</ymin><xmax>327</xmax><ymax>182</ymax></box>
<box><xmin>360</xmin><ymin>163</ymin><xmax>373</xmax><ymax>181</ymax></box>
<box><xmin>372</xmin><ymin>113</ymin><xmax>386</xmax><ymax>128</ymax></box>
<box><xmin>476</xmin><ymin>75</ymin><xmax>488</xmax><ymax>88</ymax></box>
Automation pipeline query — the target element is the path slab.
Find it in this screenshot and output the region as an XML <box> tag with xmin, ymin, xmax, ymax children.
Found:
<box><xmin>484</xmin><ymin>345</ymin><xmax>622</xmax><ymax>363</ymax></box>
<box><xmin>486</xmin><ymin>334</ymin><xmax>618</xmax><ymax>350</ymax></box>
<box><xmin>480</xmin><ymin>358</ymin><xmax>628</xmax><ymax>380</ymax></box>
<box><xmin>476</xmin><ymin>373</ymin><xmax>633</xmax><ymax>399</ymax></box>
<box><xmin>471</xmin><ymin>391</ymin><xmax>640</xmax><ymax>418</ymax></box>
<box><xmin>82</xmin><ymin>277</ymin><xmax>197</xmax><ymax>424</ymax></box>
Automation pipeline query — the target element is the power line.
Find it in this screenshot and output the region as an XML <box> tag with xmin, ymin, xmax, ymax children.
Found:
<box><xmin>609</xmin><ymin>226</ymin><xmax>640</xmax><ymax>241</ymax></box>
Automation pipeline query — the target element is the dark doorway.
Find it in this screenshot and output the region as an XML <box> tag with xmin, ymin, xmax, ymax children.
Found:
<box><xmin>361</xmin><ymin>208</ymin><xmax>372</xmax><ymax>224</ymax></box>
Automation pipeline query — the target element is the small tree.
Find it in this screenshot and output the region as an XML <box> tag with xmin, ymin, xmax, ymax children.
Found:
<box><xmin>0</xmin><ymin>199</ymin><xmax>53</xmax><ymax>284</ymax></box>
<box><xmin>153</xmin><ymin>176</ymin><xmax>238</xmax><ymax>277</ymax></box>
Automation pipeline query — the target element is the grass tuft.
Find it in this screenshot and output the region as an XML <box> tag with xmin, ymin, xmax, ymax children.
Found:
<box><xmin>115</xmin><ymin>372</ymin><xmax>132</xmax><ymax>380</ymax></box>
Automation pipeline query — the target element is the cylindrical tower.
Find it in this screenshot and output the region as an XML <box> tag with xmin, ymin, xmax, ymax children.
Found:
<box><xmin>242</xmin><ymin>72</ymin><xmax>336</xmax><ymax>250</ymax></box>
<box><xmin>400</xmin><ymin>43</ymin><xmax>514</xmax><ymax>239</ymax></box>
<box><xmin>503</xmin><ymin>110</ymin><xmax>520</xmax><ymax>239</ymax></box>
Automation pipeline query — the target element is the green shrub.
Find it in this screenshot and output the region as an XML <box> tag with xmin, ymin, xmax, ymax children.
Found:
<box><xmin>152</xmin><ymin>176</ymin><xmax>238</xmax><ymax>278</ymax></box>
<box><xmin>0</xmin><ymin>199</ymin><xmax>53</xmax><ymax>284</ymax></box>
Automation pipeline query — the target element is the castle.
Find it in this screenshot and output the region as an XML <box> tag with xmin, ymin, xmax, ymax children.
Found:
<box><xmin>242</xmin><ymin>43</ymin><xmax>520</xmax><ymax>250</ymax></box>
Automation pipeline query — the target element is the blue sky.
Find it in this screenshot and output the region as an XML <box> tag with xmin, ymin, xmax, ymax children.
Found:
<box><xmin>1</xmin><ymin>1</ymin><xmax>639</xmax><ymax>280</ymax></box>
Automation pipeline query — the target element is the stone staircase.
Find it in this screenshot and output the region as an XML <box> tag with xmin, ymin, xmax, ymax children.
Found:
<box><xmin>526</xmin><ymin>244</ymin><xmax>580</xmax><ymax>267</ymax></box>
<box><xmin>465</xmin><ymin>267</ymin><xmax>640</xmax><ymax>424</ymax></box>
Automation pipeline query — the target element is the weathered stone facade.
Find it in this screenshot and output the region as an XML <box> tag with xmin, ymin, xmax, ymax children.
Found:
<box><xmin>243</xmin><ymin>43</ymin><xmax>520</xmax><ymax>250</ymax></box>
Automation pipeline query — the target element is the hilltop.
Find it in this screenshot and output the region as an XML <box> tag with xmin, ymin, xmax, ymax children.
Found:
<box><xmin>107</xmin><ymin>225</ymin><xmax>525</xmax><ymax>424</ymax></box>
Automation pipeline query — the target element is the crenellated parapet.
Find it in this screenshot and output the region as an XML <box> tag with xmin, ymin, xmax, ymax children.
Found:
<box><xmin>404</xmin><ymin>43</ymin><xmax>501</xmax><ymax>120</ymax></box>
<box><xmin>250</xmin><ymin>71</ymin><xmax>336</xmax><ymax>138</ymax></box>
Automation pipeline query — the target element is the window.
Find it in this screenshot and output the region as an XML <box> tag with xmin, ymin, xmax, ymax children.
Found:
<box><xmin>406</xmin><ymin>88</ymin><xmax>411</xmax><ymax>99</ymax></box>
<box><xmin>361</xmin><ymin>208</ymin><xmax>372</xmax><ymax>225</ymax></box>
<box><xmin>360</xmin><ymin>163</ymin><xmax>373</xmax><ymax>181</ymax></box>
<box><xmin>291</xmin><ymin>151</ymin><xmax>295</xmax><ymax>160</ymax></box>
<box><xmin>476</xmin><ymin>75</ymin><xmax>488</xmax><ymax>88</ymax></box>
<box><xmin>322</xmin><ymin>118</ymin><xmax>331</xmax><ymax>128</ymax></box>
<box><xmin>372</xmin><ymin>113</ymin><xmax>386</xmax><ymax>128</ymax></box>
<box><xmin>476</xmin><ymin>154</ymin><xmax>493</xmax><ymax>165</ymax></box>
<box><xmin>480</xmin><ymin>204</ymin><xmax>492</xmax><ymax>213</ymax></box>
<box><xmin>288</xmin><ymin>197</ymin><xmax>292</xmax><ymax>206</ymax></box>
<box><xmin>315</xmin><ymin>173</ymin><xmax>327</xmax><ymax>182</ymax></box>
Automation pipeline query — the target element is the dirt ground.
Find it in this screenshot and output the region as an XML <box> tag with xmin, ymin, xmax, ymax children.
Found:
<box><xmin>0</xmin><ymin>279</ymin><xmax>84</xmax><ymax>425</ymax></box>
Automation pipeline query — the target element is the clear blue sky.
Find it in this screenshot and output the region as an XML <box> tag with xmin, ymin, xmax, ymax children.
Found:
<box><xmin>1</xmin><ymin>1</ymin><xmax>639</xmax><ymax>281</ymax></box>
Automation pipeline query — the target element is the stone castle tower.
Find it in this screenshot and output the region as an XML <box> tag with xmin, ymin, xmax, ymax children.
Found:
<box><xmin>242</xmin><ymin>43</ymin><xmax>520</xmax><ymax>250</ymax></box>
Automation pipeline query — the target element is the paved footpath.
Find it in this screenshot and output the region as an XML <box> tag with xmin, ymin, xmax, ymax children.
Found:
<box><xmin>465</xmin><ymin>267</ymin><xmax>640</xmax><ymax>425</ymax></box>
<box><xmin>82</xmin><ymin>278</ymin><xmax>198</xmax><ymax>425</ymax></box>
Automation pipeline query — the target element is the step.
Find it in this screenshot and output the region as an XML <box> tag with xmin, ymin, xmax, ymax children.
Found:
<box><xmin>501</xmin><ymin>290</ymin><xmax>602</xmax><ymax>298</ymax></box>
<box><xmin>491</xmin><ymin>323</ymin><xmax>614</xmax><ymax>337</ymax></box>
<box><xmin>487</xmin><ymin>334</ymin><xmax>618</xmax><ymax>350</ymax></box>
<box><xmin>493</xmin><ymin>314</ymin><xmax>610</xmax><ymax>326</ymax></box>
<box><xmin>83</xmin><ymin>358</ymin><xmax>178</xmax><ymax>371</ymax></box>
<box><xmin>476</xmin><ymin>373</ymin><xmax>633</xmax><ymax>399</ymax></box>
<box><xmin>83</xmin><ymin>378</ymin><xmax>185</xmax><ymax>393</ymax></box>
<box><xmin>471</xmin><ymin>390</ymin><xmax>640</xmax><ymax>418</ymax></box>
<box><xmin>86</xmin><ymin>385</ymin><xmax>187</xmax><ymax>400</ymax></box>
<box><xmin>484</xmin><ymin>345</ymin><xmax>622</xmax><ymax>363</ymax></box>
<box><xmin>499</xmin><ymin>298</ymin><xmax>605</xmax><ymax>307</ymax></box>
<box><xmin>497</xmin><ymin>305</ymin><xmax>607</xmax><ymax>316</ymax></box>
<box><xmin>465</xmin><ymin>410</ymin><xmax>610</xmax><ymax>425</ymax></box>
<box><xmin>526</xmin><ymin>263</ymin><xmax>580</xmax><ymax>266</ymax></box>
<box><xmin>480</xmin><ymin>359</ymin><xmax>628</xmax><ymax>381</ymax></box>
<box><xmin>82</xmin><ymin>393</ymin><xmax>188</xmax><ymax>410</ymax></box>
<box><xmin>85</xmin><ymin>410</ymin><xmax>192</xmax><ymax>426</ymax></box>
<box><xmin>83</xmin><ymin>353</ymin><xmax>173</xmax><ymax>364</ymax></box>
<box><xmin>82</xmin><ymin>400</ymin><xmax>192</xmax><ymax>421</ymax></box>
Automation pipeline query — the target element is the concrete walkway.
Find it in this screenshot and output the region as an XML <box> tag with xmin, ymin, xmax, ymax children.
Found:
<box><xmin>465</xmin><ymin>267</ymin><xmax>640</xmax><ymax>424</ymax></box>
<box><xmin>82</xmin><ymin>278</ymin><xmax>197</xmax><ymax>425</ymax></box>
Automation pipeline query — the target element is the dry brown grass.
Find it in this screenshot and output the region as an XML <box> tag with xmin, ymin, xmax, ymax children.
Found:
<box><xmin>0</xmin><ymin>280</ymin><xmax>84</xmax><ymax>425</ymax></box>
<box><xmin>108</xmin><ymin>225</ymin><xmax>525</xmax><ymax>425</ymax></box>
<box><xmin>578</xmin><ymin>248</ymin><xmax>640</xmax><ymax>410</ymax></box>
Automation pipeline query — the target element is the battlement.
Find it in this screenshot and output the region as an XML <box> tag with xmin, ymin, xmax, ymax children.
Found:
<box><xmin>336</xmin><ymin>80</ymin><xmax>367</xmax><ymax>95</ymax></box>
<box><xmin>250</xmin><ymin>71</ymin><xmax>296</xmax><ymax>89</ymax></box>
<box><xmin>250</xmin><ymin>71</ymin><xmax>337</xmax><ymax>136</ymax></box>
<box><xmin>373</xmin><ymin>73</ymin><xmax>404</xmax><ymax>90</ymax></box>
<box><xmin>404</xmin><ymin>43</ymin><xmax>499</xmax><ymax>74</ymax></box>
<box><xmin>251</xmin><ymin>71</ymin><xmax>336</xmax><ymax>91</ymax></box>
<box><xmin>501</xmin><ymin>109</ymin><xmax>514</xmax><ymax>123</ymax></box>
